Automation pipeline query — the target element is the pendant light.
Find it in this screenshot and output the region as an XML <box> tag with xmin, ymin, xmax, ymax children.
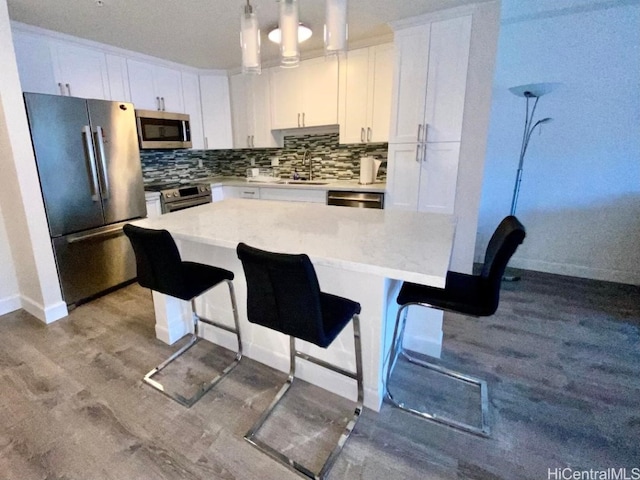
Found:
<box><xmin>324</xmin><ymin>0</ymin><xmax>347</xmax><ymax>55</ymax></box>
<box><xmin>240</xmin><ymin>0</ymin><xmax>261</xmax><ymax>74</ymax></box>
<box><xmin>279</xmin><ymin>0</ymin><xmax>300</xmax><ymax>68</ymax></box>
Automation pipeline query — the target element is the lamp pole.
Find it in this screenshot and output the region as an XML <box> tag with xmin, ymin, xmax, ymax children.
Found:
<box><xmin>505</xmin><ymin>82</ymin><xmax>555</xmax><ymax>281</ymax></box>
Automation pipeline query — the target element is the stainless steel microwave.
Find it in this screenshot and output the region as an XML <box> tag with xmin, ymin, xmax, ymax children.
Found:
<box><xmin>135</xmin><ymin>109</ymin><xmax>192</xmax><ymax>149</ymax></box>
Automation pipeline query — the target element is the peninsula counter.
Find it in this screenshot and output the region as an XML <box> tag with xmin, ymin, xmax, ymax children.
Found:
<box><xmin>133</xmin><ymin>199</ymin><xmax>456</xmax><ymax>410</ymax></box>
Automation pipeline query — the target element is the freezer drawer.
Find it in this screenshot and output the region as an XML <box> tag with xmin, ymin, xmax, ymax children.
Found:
<box><xmin>52</xmin><ymin>221</ymin><xmax>137</xmax><ymax>307</ymax></box>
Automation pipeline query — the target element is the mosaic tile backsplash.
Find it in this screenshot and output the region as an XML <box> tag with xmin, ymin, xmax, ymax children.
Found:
<box><xmin>140</xmin><ymin>133</ymin><xmax>388</xmax><ymax>184</ymax></box>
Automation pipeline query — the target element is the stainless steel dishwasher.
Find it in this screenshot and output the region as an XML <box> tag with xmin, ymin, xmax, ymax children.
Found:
<box><xmin>326</xmin><ymin>190</ymin><xmax>384</xmax><ymax>209</ymax></box>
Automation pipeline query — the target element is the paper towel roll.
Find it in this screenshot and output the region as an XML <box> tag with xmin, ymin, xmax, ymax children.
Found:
<box><xmin>359</xmin><ymin>157</ymin><xmax>374</xmax><ymax>184</ymax></box>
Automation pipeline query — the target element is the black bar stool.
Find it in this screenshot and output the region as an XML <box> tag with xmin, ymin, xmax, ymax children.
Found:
<box><xmin>123</xmin><ymin>224</ymin><xmax>242</xmax><ymax>407</ymax></box>
<box><xmin>236</xmin><ymin>242</ymin><xmax>363</xmax><ymax>480</ymax></box>
<box><xmin>385</xmin><ymin>216</ymin><xmax>526</xmax><ymax>436</ymax></box>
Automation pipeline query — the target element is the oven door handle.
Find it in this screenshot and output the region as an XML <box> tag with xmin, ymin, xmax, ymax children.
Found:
<box><xmin>165</xmin><ymin>197</ymin><xmax>210</xmax><ymax>212</ymax></box>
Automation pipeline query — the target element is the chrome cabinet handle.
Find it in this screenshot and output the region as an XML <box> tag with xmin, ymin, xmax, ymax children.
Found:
<box><xmin>161</xmin><ymin>97</ymin><xmax>166</xmax><ymax>111</ymax></box>
<box><xmin>93</xmin><ymin>126</ymin><xmax>110</xmax><ymax>199</ymax></box>
<box><xmin>82</xmin><ymin>126</ymin><xmax>100</xmax><ymax>201</ymax></box>
<box><xmin>204</xmin><ymin>137</ymin><xmax>209</xmax><ymax>149</ymax></box>
<box><xmin>415</xmin><ymin>143</ymin><xmax>422</xmax><ymax>163</ymax></box>
<box><xmin>156</xmin><ymin>97</ymin><xmax>161</xmax><ymax>111</ymax></box>
<box><xmin>58</xmin><ymin>83</ymin><xmax>65</xmax><ymax>95</ymax></box>
<box><xmin>367</xmin><ymin>127</ymin><xmax>372</xmax><ymax>142</ymax></box>
<box><xmin>251</xmin><ymin>135</ymin><xmax>255</xmax><ymax>148</ymax></box>
<box><xmin>66</xmin><ymin>83</ymin><xmax>71</xmax><ymax>96</ymax></box>
<box><xmin>302</xmin><ymin>112</ymin><xmax>305</xmax><ymax>127</ymax></box>
<box><xmin>360</xmin><ymin>128</ymin><xmax>365</xmax><ymax>142</ymax></box>
<box><xmin>423</xmin><ymin>123</ymin><xmax>428</xmax><ymax>143</ymax></box>
<box><xmin>417</xmin><ymin>124</ymin><xmax>423</xmax><ymax>143</ymax></box>
<box><xmin>297</xmin><ymin>113</ymin><xmax>301</xmax><ymax>127</ymax></box>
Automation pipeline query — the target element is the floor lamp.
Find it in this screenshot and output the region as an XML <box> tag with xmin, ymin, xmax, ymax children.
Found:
<box><xmin>505</xmin><ymin>82</ymin><xmax>555</xmax><ymax>280</ymax></box>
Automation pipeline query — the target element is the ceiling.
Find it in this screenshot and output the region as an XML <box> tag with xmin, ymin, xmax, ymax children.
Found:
<box><xmin>7</xmin><ymin>0</ymin><xmax>493</xmax><ymax>70</ymax></box>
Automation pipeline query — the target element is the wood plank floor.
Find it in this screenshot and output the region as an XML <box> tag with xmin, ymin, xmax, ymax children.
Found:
<box><xmin>0</xmin><ymin>270</ymin><xmax>638</xmax><ymax>479</ymax></box>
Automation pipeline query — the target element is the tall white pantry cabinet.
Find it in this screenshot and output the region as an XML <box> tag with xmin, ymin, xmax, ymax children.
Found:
<box><xmin>386</xmin><ymin>14</ymin><xmax>472</xmax><ymax>215</ymax></box>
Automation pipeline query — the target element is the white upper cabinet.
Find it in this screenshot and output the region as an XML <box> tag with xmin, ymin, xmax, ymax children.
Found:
<box><xmin>12</xmin><ymin>30</ymin><xmax>110</xmax><ymax>100</ymax></box>
<box><xmin>12</xmin><ymin>30</ymin><xmax>57</xmax><ymax>95</ymax></box>
<box><xmin>386</xmin><ymin>13</ymin><xmax>472</xmax><ymax>214</ymax></box>
<box><xmin>270</xmin><ymin>56</ymin><xmax>339</xmax><ymax>129</ymax></box>
<box><xmin>389</xmin><ymin>15</ymin><xmax>471</xmax><ymax>144</ymax></box>
<box><xmin>230</xmin><ymin>73</ymin><xmax>277</xmax><ymax>149</ymax></box>
<box><xmin>51</xmin><ymin>41</ymin><xmax>110</xmax><ymax>99</ymax></box>
<box><xmin>339</xmin><ymin>43</ymin><xmax>394</xmax><ymax>144</ymax></box>
<box><xmin>200</xmin><ymin>74</ymin><xmax>233</xmax><ymax>150</ymax></box>
<box><xmin>127</xmin><ymin>59</ymin><xmax>184</xmax><ymax>112</ymax></box>
<box><xmin>181</xmin><ymin>72</ymin><xmax>205</xmax><ymax>149</ymax></box>
<box><xmin>105</xmin><ymin>54</ymin><xmax>131</xmax><ymax>102</ymax></box>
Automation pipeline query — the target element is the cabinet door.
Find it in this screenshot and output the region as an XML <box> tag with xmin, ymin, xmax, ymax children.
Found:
<box><xmin>105</xmin><ymin>54</ymin><xmax>131</xmax><ymax>102</ymax></box>
<box><xmin>52</xmin><ymin>42</ymin><xmax>110</xmax><ymax>99</ymax></box>
<box><xmin>388</xmin><ymin>24</ymin><xmax>430</xmax><ymax>144</ymax></box>
<box><xmin>423</xmin><ymin>16</ymin><xmax>471</xmax><ymax>143</ymax></box>
<box><xmin>182</xmin><ymin>72</ymin><xmax>204</xmax><ymax>149</ymax></box>
<box><xmin>229</xmin><ymin>74</ymin><xmax>251</xmax><ymax>148</ymax></box>
<box><xmin>368</xmin><ymin>43</ymin><xmax>394</xmax><ymax>143</ymax></box>
<box><xmin>339</xmin><ymin>47</ymin><xmax>370</xmax><ymax>144</ymax></box>
<box><xmin>417</xmin><ymin>142</ymin><xmax>460</xmax><ymax>214</ymax></box>
<box><xmin>153</xmin><ymin>65</ymin><xmax>184</xmax><ymax>112</ymax></box>
<box><xmin>250</xmin><ymin>74</ymin><xmax>278</xmax><ymax>148</ymax></box>
<box><xmin>270</xmin><ymin>66</ymin><xmax>301</xmax><ymax>129</ymax></box>
<box><xmin>300</xmin><ymin>56</ymin><xmax>339</xmax><ymax>127</ymax></box>
<box><xmin>200</xmin><ymin>74</ymin><xmax>233</xmax><ymax>149</ymax></box>
<box><xmin>12</xmin><ymin>31</ymin><xmax>57</xmax><ymax>95</ymax></box>
<box><xmin>127</xmin><ymin>59</ymin><xmax>160</xmax><ymax>110</ymax></box>
<box><xmin>385</xmin><ymin>143</ymin><xmax>422</xmax><ymax>211</ymax></box>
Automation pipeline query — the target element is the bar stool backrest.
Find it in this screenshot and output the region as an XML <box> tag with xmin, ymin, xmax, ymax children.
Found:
<box><xmin>479</xmin><ymin>215</ymin><xmax>526</xmax><ymax>312</ymax></box>
<box><xmin>237</xmin><ymin>242</ymin><xmax>327</xmax><ymax>347</ymax></box>
<box><xmin>123</xmin><ymin>224</ymin><xmax>184</xmax><ymax>295</ymax></box>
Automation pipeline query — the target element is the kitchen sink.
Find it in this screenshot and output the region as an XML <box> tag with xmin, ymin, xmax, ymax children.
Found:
<box><xmin>277</xmin><ymin>180</ymin><xmax>329</xmax><ymax>185</ymax></box>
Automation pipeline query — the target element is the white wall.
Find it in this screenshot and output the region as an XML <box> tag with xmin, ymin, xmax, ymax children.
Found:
<box><xmin>0</xmin><ymin>202</ymin><xmax>20</xmax><ymax>315</ymax></box>
<box><xmin>0</xmin><ymin>0</ymin><xmax>67</xmax><ymax>321</ymax></box>
<box><xmin>476</xmin><ymin>0</ymin><xmax>640</xmax><ymax>285</ymax></box>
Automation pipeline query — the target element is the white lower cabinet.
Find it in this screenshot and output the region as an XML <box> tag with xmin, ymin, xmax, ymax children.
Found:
<box><xmin>259</xmin><ymin>188</ymin><xmax>326</xmax><ymax>203</ymax></box>
<box><xmin>145</xmin><ymin>193</ymin><xmax>162</xmax><ymax>218</ymax></box>
<box><xmin>221</xmin><ymin>185</ymin><xmax>326</xmax><ymax>203</ymax></box>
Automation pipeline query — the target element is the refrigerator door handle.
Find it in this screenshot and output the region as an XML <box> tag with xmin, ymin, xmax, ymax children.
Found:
<box><xmin>66</xmin><ymin>223</ymin><xmax>126</xmax><ymax>244</ymax></box>
<box><xmin>82</xmin><ymin>125</ymin><xmax>100</xmax><ymax>201</ymax></box>
<box><xmin>93</xmin><ymin>126</ymin><xmax>110</xmax><ymax>200</ymax></box>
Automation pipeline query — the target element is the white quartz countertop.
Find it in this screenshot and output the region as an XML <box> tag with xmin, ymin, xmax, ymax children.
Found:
<box><xmin>196</xmin><ymin>176</ymin><xmax>386</xmax><ymax>193</ymax></box>
<box><xmin>133</xmin><ymin>198</ymin><xmax>455</xmax><ymax>287</ymax></box>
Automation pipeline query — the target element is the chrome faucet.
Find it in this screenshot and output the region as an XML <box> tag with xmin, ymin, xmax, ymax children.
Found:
<box><xmin>302</xmin><ymin>149</ymin><xmax>313</xmax><ymax>180</ymax></box>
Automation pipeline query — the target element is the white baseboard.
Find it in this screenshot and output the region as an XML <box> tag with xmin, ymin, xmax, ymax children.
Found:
<box><xmin>20</xmin><ymin>295</ymin><xmax>68</xmax><ymax>324</ymax></box>
<box><xmin>510</xmin><ymin>257</ymin><xmax>640</xmax><ymax>286</ymax></box>
<box><xmin>0</xmin><ymin>294</ymin><xmax>21</xmax><ymax>316</ymax></box>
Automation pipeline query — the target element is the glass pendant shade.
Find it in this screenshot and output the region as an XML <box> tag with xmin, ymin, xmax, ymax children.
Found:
<box><xmin>279</xmin><ymin>0</ymin><xmax>300</xmax><ymax>68</ymax></box>
<box><xmin>241</xmin><ymin>2</ymin><xmax>261</xmax><ymax>74</ymax></box>
<box><xmin>324</xmin><ymin>0</ymin><xmax>347</xmax><ymax>55</ymax></box>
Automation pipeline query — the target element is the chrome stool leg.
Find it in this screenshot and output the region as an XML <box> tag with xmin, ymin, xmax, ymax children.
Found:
<box><xmin>385</xmin><ymin>304</ymin><xmax>490</xmax><ymax>437</ymax></box>
<box><xmin>144</xmin><ymin>280</ymin><xmax>243</xmax><ymax>407</ymax></box>
<box><xmin>244</xmin><ymin>315</ymin><xmax>364</xmax><ymax>480</ymax></box>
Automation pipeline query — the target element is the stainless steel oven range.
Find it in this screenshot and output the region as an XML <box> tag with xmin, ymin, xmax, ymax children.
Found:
<box><xmin>145</xmin><ymin>182</ymin><xmax>212</xmax><ymax>213</ymax></box>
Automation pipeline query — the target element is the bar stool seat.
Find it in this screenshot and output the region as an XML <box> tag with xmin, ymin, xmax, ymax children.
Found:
<box><xmin>237</xmin><ymin>242</ymin><xmax>363</xmax><ymax>480</ymax></box>
<box><xmin>123</xmin><ymin>224</ymin><xmax>242</xmax><ymax>407</ymax></box>
<box><xmin>386</xmin><ymin>216</ymin><xmax>526</xmax><ymax>437</ymax></box>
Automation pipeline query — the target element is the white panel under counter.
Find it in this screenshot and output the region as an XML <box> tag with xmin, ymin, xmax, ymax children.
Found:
<box><xmin>133</xmin><ymin>200</ymin><xmax>455</xmax><ymax>411</ymax></box>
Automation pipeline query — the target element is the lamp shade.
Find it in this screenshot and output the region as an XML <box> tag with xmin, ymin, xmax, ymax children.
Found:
<box><xmin>240</xmin><ymin>2</ymin><xmax>261</xmax><ymax>74</ymax></box>
<box><xmin>279</xmin><ymin>0</ymin><xmax>300</xmax><ymax>68</ymax></box>
<box><xmin>324</xmin><ymin>0</ymin><xmax>347</xmax><ymax>55</ymax></box>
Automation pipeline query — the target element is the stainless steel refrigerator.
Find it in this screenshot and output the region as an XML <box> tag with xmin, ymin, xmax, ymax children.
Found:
<box><xmin>24</xmin><ymin>93</ymin><xmax>147</xmax><ymax>307</ymax></box>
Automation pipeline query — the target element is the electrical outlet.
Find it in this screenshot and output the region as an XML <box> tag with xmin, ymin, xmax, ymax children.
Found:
<box><xmin>198</xmin><ymin>159</ymin><xmax>203</xmax><ymax>169</ymax></box>
<box><xmin>271</xmin><ymin>157</ymin><xmax>279</xmax><ymax>167</ymax></box>
<box><xmin>250</xmin><ymin>158</ymin><xmax>255</xmax><ymax>166</ymax></box>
